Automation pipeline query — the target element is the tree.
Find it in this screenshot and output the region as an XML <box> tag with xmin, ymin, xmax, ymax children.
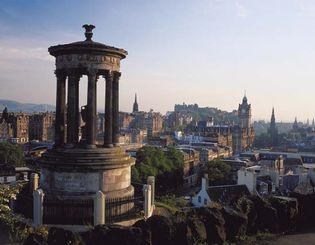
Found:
<box><xmin>203</xmin><ymin>159</ymin><xmax>232</xmax><ymax>185</ymax></box>
<box><xmin>132</xmin><ymin>146</ymin><xmax>184</xmax><ymax>192</ymax></box>
<box><xmin>0</xmin><ymin>142</ymin><xmax>25</xmax><ymax>167</ymax></box>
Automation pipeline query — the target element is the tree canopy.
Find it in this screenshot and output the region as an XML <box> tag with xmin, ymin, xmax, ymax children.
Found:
<box><xmin>202</xmin><ymin>159</ymin><xmax>232</xmax><ymax>185</ymax></box>
<box><xmin>132</xmin><ymin>146</ymin><xmax>184</xmax><ymax>192</ymax></box>
<box><xmin>0</xmin><ymin>142</ymin><xmax>25</xmax><ymax>167</ymax></box>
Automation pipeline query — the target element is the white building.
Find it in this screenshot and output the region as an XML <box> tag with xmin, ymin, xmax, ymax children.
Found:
<box><xmin>192</xmin><ymin>176</ymin><xmax>250</xmax><ymax>207</ymax></box>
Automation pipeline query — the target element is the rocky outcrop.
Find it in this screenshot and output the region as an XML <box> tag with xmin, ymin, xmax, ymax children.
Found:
<box><xmin>24</xmin><ymin>192</ymin><xmax>315</xmax><ymax>244</ymax></box>
<box><xmin>196</xmin><ymin>207</ymin><xmax>226</xmax><ymax>245</ymax></box>
<box><xmin>222</xmin><ymin>207</ymin><xmax>247</xmax><ymax>242</ymax></box>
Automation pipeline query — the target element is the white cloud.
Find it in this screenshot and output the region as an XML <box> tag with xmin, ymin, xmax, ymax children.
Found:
<box><xmin>235</xmin><ymin>1</ymin><xmax>247</xmax><ymax>18</ymax></box>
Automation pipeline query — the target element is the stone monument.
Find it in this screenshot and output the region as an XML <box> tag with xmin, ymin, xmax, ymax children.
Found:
<box><xmin>39</xmin><ymin>24</ymin><xmax>135</xmax><ymax>224</ymax></box>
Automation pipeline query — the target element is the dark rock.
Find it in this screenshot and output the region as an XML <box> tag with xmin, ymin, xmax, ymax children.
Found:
<box><xmin>248</xmin><ymin>195</ymin><xmax>278</xmax><ymax>232</ymax></box>
<box><xmin>187</xmin><ymin>216</ymin><xmax>207</xmax><ymax>244</ymax></box>
<box><xmin>290</xmin><ymin>192</ymin><xmax>315</xmax><ymax>229</ymax></box>
<box><xmin>23</xmin><ymin>233</ymin><xmax>46</xmax><ymax>245</ymax></box>
<box><xmin>146</xmin><ymin>215</ymin><xmax>174</xmax><ymax>245</ymax></box>
<box><xmin>233</xmin><ymin>196</ymin><xmax>257</xmax><ymax>234</ymax></box>
<box><xmin>84</xmin><ymin>224</ymin><xmax>142</xmax><ymax>245</ymax></box>
<box><xmin>47</xmin><ymin>227</ymin><xmax>76</xmax><ymax>245</ymax></box>
<box><xmin>196</xmin><ymin>207</ymin><xmax>226</xmax><ymax>245</ymax></box>
<box><xmin>173</xmin><ymin>221</ymin><xmax>192</xmax><ymax>245</ymax></box>
<box><xmin>133</xmin><ymin>219</ymin><xmax>151</xmax><ymax>245</ymax></box>
<box><xmin>222</xmin><ymin>207</ymin><xmax>247</xmax><ymax>242</ymax></box>
<box><xmin>268</xmin><ymin>196</ymin><xmax>298</xmax><ymax>232</ymax></box>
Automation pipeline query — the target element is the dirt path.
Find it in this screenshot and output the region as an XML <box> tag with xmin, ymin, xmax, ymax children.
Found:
<box><xmin>268</xmin><ymin>228</ymin><xmax>315</xmax><ymax>245</ymax></box>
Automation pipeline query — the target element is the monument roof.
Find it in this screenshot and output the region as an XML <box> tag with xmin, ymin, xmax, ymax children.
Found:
<box><xmin>48</xmin><ymin>24</ymin><xmax>127</xmax><ymax>58</ymax></box>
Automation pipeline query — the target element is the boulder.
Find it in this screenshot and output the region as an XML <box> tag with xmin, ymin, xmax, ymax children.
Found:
<box><xmin>23</xmin><ymin>233</ymin><xmax>46</xmax><ymax>245</ymax></box>
<box><xmin>173</xmin><ymin>221</ymin><xmax>192</xmax><ymax>245</ymax></box>
<box><xmin>84</xmin><ymin>225</ymin><xmax>142</xmax><ymax>245</ymax></box>
<box><xmin>248</xmin><ymin>195</ymin><xmax>278</xmax><ymax>232</ymax></box>
<box><xmin>222</xmin><ymin>207</ymin><xmax>247</xmax><ymax>242</ymax></box>
<box><xmin>146</xmin><ymin>215</ymin><xmax>174</xmax><ymax>245</ymax></box>
<box><xmin>196</xmin><ymin>207</ymin><xmax>226</xmax><ymax>245</ymax></box>
<box><xmin>233</xmin><ymin>196</ymin><xmax>257</xmax><ymax>234</ymax></box>
<box><xmin>133</xmin><ymin>219</ymin><xmax>151</xmax><ymax>245</ymax></box>
<box><xmin>47</xmin><ymin>227</ymin><xmax>76</xmax><ymax>245</ymax></box>
<box><xmin>268</xmin><ymin>196</ymin><xmax>298</xmax><ymax>232</ymax></box>
<box><xmin>290</xmin><ymin>192</ymin><xmax>315</xmax><ymax>228</ymax></box>
<box><xmin>187</xmin><ymin>216</ymin><xmax>207</xmax><ymax>244</ymax></box>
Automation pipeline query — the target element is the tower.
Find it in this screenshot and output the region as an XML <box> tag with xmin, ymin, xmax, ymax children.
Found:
<box><xmin>238</xmin><ymin>94</ymin><xmax>251</xmax><ymax>129</ymax></box>
<box><xmin>233</xmin><ymin>94</ymin><xmax>255</xmax><ymax>153</ymax></box>
<box><xmin>39</xmin><ymin>25</ymin><xmax>135</xmax><ymax>225</ymax></box>
<box><xmin>133</xmin><ymin>93</ymin><xmax>139</xmax><ymax>113</ymax></box>
<box><xmin>268</xmin><ymin>107</ymin><xmax>278</xmax><ymax>146</ymax></box>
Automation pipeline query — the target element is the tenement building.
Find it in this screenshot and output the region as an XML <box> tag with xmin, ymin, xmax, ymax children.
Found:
<box><xmin>9</xmin><ymin>112</ymin><xmax>29</xmax><ymax>144</ymax></box>
<box><xmin>29</xmin><ymin>112</ymin><xmax>55</xmax><ymax>142</ymax></box>
<box><xmin>232</xmin><ymin>95</ymin><xmax>255</xmax><ymax>153</ymax></box>
<box><xmin>39</xmin><ymin>25</ymin><xmax>135</xmax><ymax>225</ymax></box>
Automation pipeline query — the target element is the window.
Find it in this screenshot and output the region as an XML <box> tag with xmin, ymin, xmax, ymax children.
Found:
<box><xmin>204</xmin><ymin>199</ymin><xmax>207</xmax><ymax>205</ymax></box>
<box><xmin>198</xmin><ymin>196</ymin><xmax>201</xmax><ymax>203</ymax></box>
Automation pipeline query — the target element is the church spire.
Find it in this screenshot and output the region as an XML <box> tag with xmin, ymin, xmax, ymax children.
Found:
<box><xmin>132</xmin><ymin>93</ymin><xmax>139</xmax><ymax>113</ymax></box>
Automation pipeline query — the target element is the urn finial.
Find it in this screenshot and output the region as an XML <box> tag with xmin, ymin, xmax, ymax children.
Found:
<box><xmin>82</xmin><ymin>24</ymin><xmax>95</xmax><ymax>41</ymax></box>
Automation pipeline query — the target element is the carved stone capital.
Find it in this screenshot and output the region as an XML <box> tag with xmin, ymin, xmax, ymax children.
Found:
<box><xmin>104</xmin><ymin>70</ymin><xmax>114</xmax><ymax>82</ymax></box>
<box><xmin>113</xmin><ymin>71</ymin><xmax>121</xmax><ymax>83</ymax></box>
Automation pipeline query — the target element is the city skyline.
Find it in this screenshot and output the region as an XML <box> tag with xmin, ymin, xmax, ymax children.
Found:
<box><xmin>1</xmin><ymin>0</ymin><xmax>315</xmax><ymax>121</ymax></box>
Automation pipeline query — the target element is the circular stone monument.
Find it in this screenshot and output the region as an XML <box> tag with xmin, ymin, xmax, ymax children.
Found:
<box><xmin>39</xmin><ymin>25</ymin><xmax>135</xmax><ymax>224</ymax></box>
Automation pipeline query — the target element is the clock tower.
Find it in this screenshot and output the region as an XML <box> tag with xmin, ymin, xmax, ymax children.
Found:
<box><xmin>238</xmin><ymin>95</ymin><xmax>251</xmax><ymax>129</ymax></box>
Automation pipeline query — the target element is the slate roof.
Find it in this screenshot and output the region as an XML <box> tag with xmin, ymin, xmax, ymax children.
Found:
<box><xmin>207</xmin><ymin>184</ymin><xmax>250</xmax><ymax>204</ymax></box>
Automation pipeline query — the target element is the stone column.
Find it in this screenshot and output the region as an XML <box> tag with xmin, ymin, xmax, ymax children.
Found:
<box><xmin>104</xmin><ymin>71</ymin><xmax>113</xmax><ymax>147</ymax></box>
<box><xmin>112</xmin><ymin>72</ymin><xmax>121</xmax><ymax>146</ymax></box>
<box><xmin>54</xmin><ymin>70</ymin><xmax>66</xmax><ymax>147</ymax></box>
<box><xmin>143</xmin><ymin>184</ymin><xmax>152</xmax><ymax>219</ymax></box>
<box><xmin>86</xmin><ymin>70</ymin><xmax>98</xmax><ymax>147</ymax></box>
<box><xmin>147</xmin><ymin>176</ymin><xmax>155</xmax><ymax>207</ymax></box>
<box><xmin>67</xmin><ymin>73</ymin><xmax>80</xmax><ymax>145</ymax></box>
<box><xmin>94</xmin><ymin>191</ymin><xmax>105</xmax><ymax>225</ymax></box>
<box><xmin>29</xmin><ymin>173</ymin><xmax>39</xmax><ymax>194</ymax></box>
<box><xmin>74</xmin><ymin>75</ymin><xmax>80</xmax><ymax>142</ymax></box>
<box><xmin>33</xmin><ymin>189</ymin><xmax>44</xmax><ymax>227</ymax></box>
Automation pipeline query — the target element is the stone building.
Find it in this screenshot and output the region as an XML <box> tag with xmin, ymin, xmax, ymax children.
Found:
<box><xmin>9</xmin><ymin>113</ymin><xmax>29</xmax><ymax>144</ymax></box>
<box><xmin>0</xmin><ymin>108</ymin><xmax>13</xmax><ymax>142</ymax></box>
<box><xmin>232</xmin><ymin>95</ymin><xmax>255</xmax><ymax>153</ymax></box>
<box><xmin>119</xmin><ymin>112</ymin><xmax>134</xmax><ymax>130</ymax></box>
<box><xmin>185</xmin><ymin>119</ymin><xmax>233</xmax><ymax>148</ymax></box>
<box><xmin>146</xmin><ymin>111</ymin><xmax>164</xmax><ymax>137</ymax></box>
<box><xmin>29</xmin><ymin>112</ymin><xmax>55</xmax><ymax>142</ymax></box>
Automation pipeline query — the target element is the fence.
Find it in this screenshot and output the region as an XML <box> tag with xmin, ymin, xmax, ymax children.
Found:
<box><xmin>105</xmin><ymin>195</ymin><xmax>144</xmax><ymax>224</ymax></box>
<box><xmin>14</xmin><ymin>193</ymin><xmax>33</xmax><ymax>219</ymax></box>
<box><xmin>43</xmin><ymin>198</ymin><xmax>94</xmax><ymax>225</ymax></box>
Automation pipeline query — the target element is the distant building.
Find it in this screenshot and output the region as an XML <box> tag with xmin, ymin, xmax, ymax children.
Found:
<box><xmin>192</xmin><ymin>175</ymin><xmax>250</xmax><ymax>207</ymax></box>
<box><xmin>185</xmin><ymin>118</ymin><xmax>233</xmax><ymax>148</ymax></box>
<box><xmin>232</xmin><ymin>95</ymin><xmax>255</xmax><ymax>153</ymax></box>
<box><xmin>268</xmin><ymin>107</ymin><xmax>278</xmax><ymax>146</ymax></box>
<box><xmin>132</xmin><ymin>93</ymin><xmax>139</xmax><ymax>113</ymax></box>
<box><xmin>29</xmin><ymin>112</ymin><xmax>55</xmax><ymax>142</ymax></box>
<box><xmin>9</xmin><ymin>113</ymin><xmax>29</xmax><ymax>143</ymax></box>
<box><xmin>0</xmin><ymin>107</ymin><xmax>13</xmax><ymax>142</ymax></box>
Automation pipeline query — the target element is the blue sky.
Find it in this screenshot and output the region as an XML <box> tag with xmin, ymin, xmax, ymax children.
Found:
<box><xmin>1</xmin><ymin>0</ymin><xmax>315</xmax><ymax>121</ymax></box>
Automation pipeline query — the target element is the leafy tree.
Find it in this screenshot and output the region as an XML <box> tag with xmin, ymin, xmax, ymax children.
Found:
<box><xmin>132</xmin><ymin>146</ymin><xmax>184</xmax><ymax>192</ymax></box>
<box><xmin>0</xmin><ymin>142</ymin><xmax>25</xmax><ymax>167</ymax></box>
<box><xmin>202</xmin><ymin>159</ymin><xmax>232</xmax><ymax>185</ymax></box>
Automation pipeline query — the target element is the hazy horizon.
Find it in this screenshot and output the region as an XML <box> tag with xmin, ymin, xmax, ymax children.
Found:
<box><xmin>1</xmin><ymin>0</ymin><xmax>315</xmax><ymax>121</ymax></box>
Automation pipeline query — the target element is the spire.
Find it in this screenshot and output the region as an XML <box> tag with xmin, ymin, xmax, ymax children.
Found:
<box><xmin>271</xmin><ymin>107</ymin><xmax>275</xmax><ymax>123</ymax></box>
<box><xmin>242</xmin><ymin>91</ymin><xmax>248</xmax><ymax>104</ymax></box>
<box><xmin>132</xmin><ymin>93</ymin><xmax>139</xmax><ymax>113</ymax></box>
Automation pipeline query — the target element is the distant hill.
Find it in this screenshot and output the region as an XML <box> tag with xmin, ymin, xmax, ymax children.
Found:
<box><xmin>0</xmin><ymin>99</ymin><xmax>55</xmax><ymax>113</ymax></box>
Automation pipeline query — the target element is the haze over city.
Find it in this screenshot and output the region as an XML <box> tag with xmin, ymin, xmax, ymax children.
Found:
<box><xmin>1</xmin><ymin>0</ymin><xmax>315</xmax><ymax>121</ymax></box>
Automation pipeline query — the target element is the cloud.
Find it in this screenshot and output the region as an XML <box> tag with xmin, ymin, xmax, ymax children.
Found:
<box><xmin>235</xmin><ymin>1</ymin><xmax>247</xmax><ymax>18</ymax></box>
